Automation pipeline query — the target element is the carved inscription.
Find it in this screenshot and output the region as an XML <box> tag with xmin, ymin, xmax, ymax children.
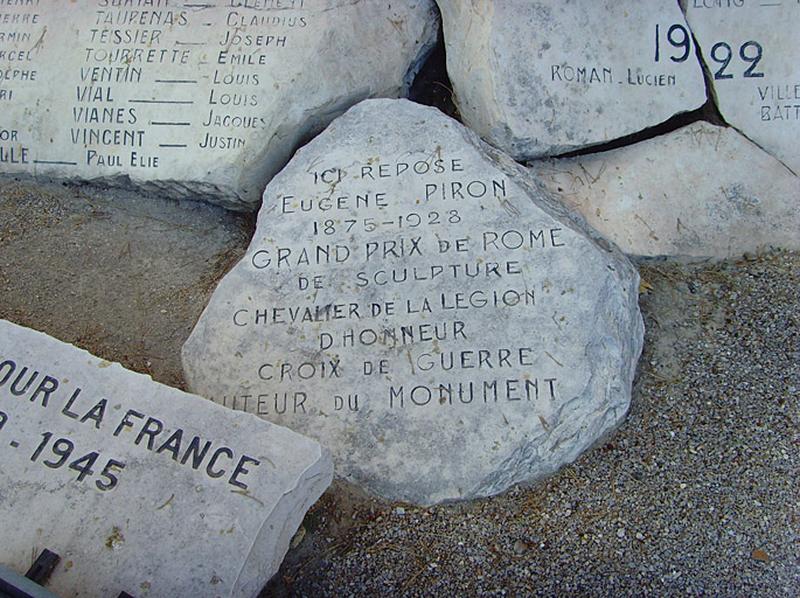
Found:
<box><xmin>183</xmin><ymin>100</ymin><xmax>645</xmax><ymax>504</ymax></box>
<box><xmin>0</xmin><ymin>1</ymin><xmax>309</xmax><ymax>173</ymax></box>
<box><xmin>685</xmin><ymin>0</ymin><xmax>800</xmax><ymax>172</ymax></box>
<box><xmin>210</xmin><ymin>154</ymin><xmax>569</xmax><ymax>419</ymax></box>
<box><xmin>0</xmin><ymin>318</ymin><xmax>332</xmax><ymax>597</ymax></box>
<box><xmin>435</xmin><ymin>0</ymin><xmax>706</xmax><ymax>159</ymax></box>
<box><xmin>0</xmin><ymin>356</ymin><xmax>261</xmax><ymax>492</ymax></box>
<box><xmin>0</xmin><ymin>1</ymin><xmax>437</xmax><ymax>207</ymax></box>
<box><xmin>547</xmin><ymin>15</ymin><xmax>700</xmax><ymax>91</ymax></box>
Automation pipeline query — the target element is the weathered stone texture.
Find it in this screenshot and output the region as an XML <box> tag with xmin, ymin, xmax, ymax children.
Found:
<box><xmin>183</xmin><ymin>99</ymin><xmax>644</xmax><ymax>505</ymax></box>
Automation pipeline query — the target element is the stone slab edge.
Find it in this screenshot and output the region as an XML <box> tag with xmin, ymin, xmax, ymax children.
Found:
<box><xmin>0</xmin><ymin>318</ymin><xmax>333</xmax><ymax>597</ymax></box>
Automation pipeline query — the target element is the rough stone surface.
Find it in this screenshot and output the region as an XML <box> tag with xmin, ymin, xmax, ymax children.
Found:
<box><xmin>684</xmin><ymin>1</ymin><xmax>800</xmax><ymax>174</ymax></box>
<box><xmin>437</xmin><ymin>0</ymin><xmax>706</xmax><ymax>159</ymax></box>
<box><xmin>530</xmin><ymin>122</ymin><xmax>800</xmax><ymax>258</ymax></box>
<box><xmin>0</xmin><ymin>1</ymin><xmax>438</xmax><ymax>210</ymax></box>
<box><xmin>182</xmin><ymin>98</ymin><xmax>644</xmax><ymax>506</ymax></box>
<box><xmin>0</xmin><ymin>319</ymin><xmax>332</xmax><ymax>598</ymax></box>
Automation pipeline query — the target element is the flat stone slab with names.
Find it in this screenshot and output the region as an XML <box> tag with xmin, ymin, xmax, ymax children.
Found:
<box><xmin>0</xmin><ymin>319</ymin><xmax>332</xmax><ymax>598</ymax></box>
<box><xmin>183</xmin><ymin>99</ymin><xmax>644</xmax><ymax>506</ymax></box>
<box><xmin>0</xmin><ymin>0</ymin><xmax>438</xmax><ymax>209</ymax></box>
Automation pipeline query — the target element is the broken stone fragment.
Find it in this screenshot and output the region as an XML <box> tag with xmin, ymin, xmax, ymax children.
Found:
<box><xmin>437</xmin><ymin>0</ymin><xmax>706</xmax><ymax>159</ymax></box>
<box><xmin>0</xmin><ymin>319</ymin><xmax>332</xmax><ymax>598</ymax></box>
<box><xmin>183</xmin><ymin>98</ymin><xmax>644</xmax><ymax>506</ymax></box>
<box><xmin>530</xmin><ymin>122</ymin><xmax>800</xmax><ymax>258</ymax></box>
<box><xmin>684</xmin><ymin>1</ymin><xmax>800</xmax><ymax>174</ymax></box>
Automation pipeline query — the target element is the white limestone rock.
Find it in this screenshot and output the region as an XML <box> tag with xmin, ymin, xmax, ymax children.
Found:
<box><xmin>0</xmin><ymin>1</ymin><xmax>438</xmax><ymax>210</ymax></box>
<box><xmin>436</xmin><ymin>0</ymin><xmax>706</xmax><ymax>159</ymax></box>
<box><xmin>530</xmin><ymin>122</ymin><xmax>800</xmax><ymax>258</ymax></box>
<box><xmin>182</xmin><ymin>99</ymin><xmax>644</xmax><ymax>505</ymax></box>
<box><xmin>684</xmin><ymin>0</ymin><xmax>800</xmax><ymax>174</ymax></box>
<box><xmin>0</xmin><ymin>319</ymin><xmax>332</xmax><ymax>598</ymax></box>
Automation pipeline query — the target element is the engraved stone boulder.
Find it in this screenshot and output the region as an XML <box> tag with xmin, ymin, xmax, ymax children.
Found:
<box><xmin>0</xmin><ymin>1</ymin><xmax>438</xmax><ymax>210</ymax></box>
<box><xmin>437</xmin><ymin>0</ymin><xmax>706</xmax><ymax>159</ymax></box>
<box><xmin>0</xmin><ymin>319</ymin><xmax>332</xmax><ymax>598</ymax></box>
<box><xmin>182</xmin><ymin>99</ymin><xmax>644</xmax><ymax>505</ymax></box>
<box><xmin>530</xmin><ymin>122</ymin><xmax>800</xmax><ymax>257</ymax></box>
<box><xmin>684</xmin><ymin>1</ymin><xmax>800</xmax><ymax>174</ymax></box>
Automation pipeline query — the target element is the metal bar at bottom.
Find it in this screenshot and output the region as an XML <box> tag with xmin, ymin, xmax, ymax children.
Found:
<box><xmin>0</xmin><ymin>564</ymin><xmax>61</xmax><ymax>598</ymax></box>
<box><xmin>24</xmin><ymin>550</ymin><xmax>59</xmax><ymax>586</ymax></box>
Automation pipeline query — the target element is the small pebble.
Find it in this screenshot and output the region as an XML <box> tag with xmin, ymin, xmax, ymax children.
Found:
<box><xmin>513</xmin><ymin>540</ymin><xmax>528</xmax><ymax>555</ymax></box>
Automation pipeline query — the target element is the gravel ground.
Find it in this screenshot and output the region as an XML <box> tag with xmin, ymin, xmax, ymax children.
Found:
<box><xmin>267</xmin><ymin>252</ymin><xmax>799</xmax><ymax>597</ymax></box>
<box><xmin>0</xmin><ymin>176</ymin><xmax>252</xmax><ymax>388</ymax></box>
<box><xmin>0</xmin><ymin>180</ymin><xmax>797</xmax><ymax>596</ymax></box>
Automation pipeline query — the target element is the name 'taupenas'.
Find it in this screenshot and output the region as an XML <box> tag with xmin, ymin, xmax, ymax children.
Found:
<box><xmin>94</xmin><ymin>8</ymin><xmax>188</xmax><ymax>27</ymax></box>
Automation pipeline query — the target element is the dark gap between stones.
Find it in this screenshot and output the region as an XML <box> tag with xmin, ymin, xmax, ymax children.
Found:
<box><xmin>408</xmin><ymin>23</ymin><xmax>461</xmax><ymax>122</ymax></box>
<box><xmin>548</xmin><ymin>98</ymin><xmax>725</xmax><ymax>161</ymax></box>
<box><xmin>289</xmin><ymin>25</ymin><xmax>458</xmax><ymax>197</ymax></box>
<box><xmin>686</xmin><ymin>12</ymin><xmax>727</xmax><ymax>128</ymax></box>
